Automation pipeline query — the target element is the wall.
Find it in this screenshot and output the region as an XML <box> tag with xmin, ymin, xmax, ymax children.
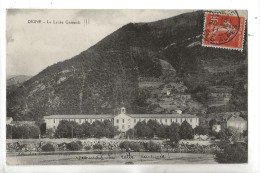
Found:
<box><xmin>227</xmin><ymin>121</ymin><xmax>247</xmax><ymax>133</ymax></box>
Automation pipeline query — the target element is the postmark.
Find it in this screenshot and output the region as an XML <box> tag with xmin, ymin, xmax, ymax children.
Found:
<box><xmin>202</xmin><ymin>10</ymin><xmax>246</xmax><ymax>51</ymax></box>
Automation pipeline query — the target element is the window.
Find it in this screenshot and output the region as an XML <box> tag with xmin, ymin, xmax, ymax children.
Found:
<box><xmin>139</xmin><ymin>119</ymin><xmax>141</xmax><ymax>122</ymax></box>
<box><xmin>134</xmin><ymin>119</ymin><xmax>136</xmax><ymax>123</ymax></box>
<box><xmin>85</xmin><ymin>119</ymin><xmax>86</xmax><ymax>122</ymax></box>
<box><xmin>128</xmin><ymin>119</ymin><xmax>130</xmax><ymax>123</ymax></box>
<box><xmin>90</xmin><ymin>119</ymin><xmax>92</xmax><ymax>123</ymax></box>
<box><xmin>116</xmin><ymin>119</ymin><xmax>119</xmax><ymax>123</ymax></box>
<box><xmin>79</xmin><ymin>119</ymin><xmax>81</xmax><ymax>123</ymax></box>
<box><xmin>122</xmin><ymin>119</ymin><xmax>125</xmax><ymax>123</ymax></box>
<box><xmin>122</xmin><ymin>125</ymin><xmax>125</xmax><ymax>129</ymax></box>
<box><xmin>165</xmin><ymin>119</ymin><xmax>167</xmax><ymax>123</ymax></box>
<box><xmin>171</xmin><ymin>119</ymin><xmax>173</xmax><ymax>123</ymax></box>
<box><xmin>160</xmin><ymin>119</ymin><xmax>162</xmax><ymax>123</ymax></box>
<box><xmin>190</xmin><ymin>118</ymin><xmax>192</xmax><ymax>123</ymax></box>
<box><xmin>53</xmin><ymin>126</ymin><xmax>56</xmax><ymax>129</ymax></box>
<box><xmin>53</xmin><ymin>119</ymin><xmax>55</xmax><ymax>123</ymax></box>
<box><xmin>176</xmin><ymin>119</ymin><xmax>177</xmax><ymax>122</ymax></box>
<box><xmin>128</xmin><ymin>125</ymin><xmax>130</xmax><ymax>128</ymax></box>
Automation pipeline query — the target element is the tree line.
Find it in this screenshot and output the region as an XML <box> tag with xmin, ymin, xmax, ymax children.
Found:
<box><xmin>6</xmin><ymin>124</ymin><xmax>40</xmax><ymax>139</ymax></box>
<box><xmin>54</xmin><ymin>119</ymin><xmax>120</xmax><ymax>138</ymax></box>
<box><xmin>126</xmin><ymin>119</ymin><xmax>197</xmax><ymax>144</ymax></box>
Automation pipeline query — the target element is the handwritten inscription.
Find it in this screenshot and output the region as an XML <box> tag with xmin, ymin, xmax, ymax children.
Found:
<box><xmin>75</xmin><ymin>153</ymin><xmax>166</xmax><ymax>161</ymax></box>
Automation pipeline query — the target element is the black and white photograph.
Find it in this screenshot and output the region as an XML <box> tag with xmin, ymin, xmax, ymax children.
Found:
<box><xmin>3</xmin><ymin>8</ymin><xmax>251</xmax><ymax>166</ymax></box>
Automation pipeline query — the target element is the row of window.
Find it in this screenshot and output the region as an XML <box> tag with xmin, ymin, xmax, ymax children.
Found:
<box><xmin>115</xmin><ymin>118</ymin><xmax>197</xmax><ymax>124</ymax></box>
<box><xmin>51</xmin><ymin>117</ymin><xmax>197</xmax><ymax>124</ymax></box>
<box><xmin>116</xmin><ymin>125</ymin><xmax>131</xmax><ymax>130</ymax></box>
<box><xmin>52</xmin><ymin>118</ymin><xmax>112</xmax><ymax>123</ymax></box>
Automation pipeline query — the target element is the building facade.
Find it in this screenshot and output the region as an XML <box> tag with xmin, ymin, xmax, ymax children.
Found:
<box><xmin>44</xmin><ymin>114</ymin><xmax>114</xmax><ymax>130</ymax></box>
<box><xmin>226</xmin><ymin>116</ymin><xmax>247</xmax><ymax>133</ymax></box>
<box><xmin>44</xmin><ymin>107</ymin><xmax>199</xmax><ymax>135</ymax></box>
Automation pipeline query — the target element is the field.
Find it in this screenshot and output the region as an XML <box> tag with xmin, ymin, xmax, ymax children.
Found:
<box><xmin>6</xmin><ymin>152</ymin><xmax>217</xmax><ymax>165</ymax></box>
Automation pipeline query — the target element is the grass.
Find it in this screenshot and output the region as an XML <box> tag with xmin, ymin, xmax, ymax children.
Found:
<box><xmin>6</xmin><ymin>152</ymin><xmax>217</xmax><ymax>165</ymax></box>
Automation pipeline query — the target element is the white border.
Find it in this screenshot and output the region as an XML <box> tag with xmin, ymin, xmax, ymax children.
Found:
<box><xmin>0</xmin><ymin>0</ymin><xmax>260</xmax><ymax>173</ymax></box>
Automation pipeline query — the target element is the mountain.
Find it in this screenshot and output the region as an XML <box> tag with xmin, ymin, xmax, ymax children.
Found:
<box><xmin>7</xmin><ymin>11</ymin><xmax>247</xmax><ymax>121</ymax></box>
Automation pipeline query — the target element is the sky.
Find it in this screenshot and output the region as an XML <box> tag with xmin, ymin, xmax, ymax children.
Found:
<box><xmin>6</xmin><ymin>9</ymin><xmax>195</xmax><ymax>76</ymax></box>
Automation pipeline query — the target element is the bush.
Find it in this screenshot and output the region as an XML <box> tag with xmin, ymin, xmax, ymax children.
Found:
<box><xmin>215</xmin><ymin>143</ymin><xmax>247</xmax><ymax>163</ymax></box>
<box><xmin>93</xmin><ymin>143</ymin><xmax>103</xmax><ymax>150</ymax></box>
<box><xmin>119</xmin><ymin>141</ymin><xmax>144</xmax><ymax>152</ymax></box>
<box><xmin>145</xmin><ymin>141</ymin><xmax>161</xmax><ymax>152</ymax></box>
<box><xmin>67</xmin><ymin>141</ymin><xmax>83</xmax><ymax>151</ymax></box>
<box><xmin>41</xmin><ymin>143</ymin><xmax>55</xmax><ymax>151</ymax></box>
<box><xmin>131</xmin><ymin>142</ymin><xmax>144</xmax><ymax>152</ymax></box>
<box><xmin>84</xmin><ymin>146</ymin><xmax>92</xmax><ymax>150</ymax></box>
<box><xmin>119</xmin><ymin>141</ymin><xmax>131</xmax><ymax>151</ymax></box>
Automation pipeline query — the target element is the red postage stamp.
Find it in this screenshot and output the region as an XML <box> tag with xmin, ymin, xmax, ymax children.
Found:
<box><xmin>202</xmin><ymin>11</ymin><xmax>246</xmax><ymax>51</ymax></box>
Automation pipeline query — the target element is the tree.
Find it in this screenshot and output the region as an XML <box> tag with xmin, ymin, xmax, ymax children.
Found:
<box><xmin>81</xmin><ymin>121</ymin><xmax>93</xmax><ymax>138</ymax></box>
<box><xmin>147</xmin><ymin>120</ymin><xmax>166</xmax><ymax>138</ymax></box>
<box><xmin>6</xmin><ymin>125</ymin><xmax>12</xmax><ymax>139</ymax></box>
<box><xmin>218</xmin><ymin>127</ymin><xmax>240</xmax><ymax>143</ymax></box>
<box><xmin>92</xmin><ymin>121</ymin><xmax>105</xmax><ymax>138</ymax></box>
<box><xmin>45</xmin><ymin>128</ymin><xmax>55</xmax><ymax>138</ymax></box>
<box><xmin>35</xmin><ymin>117</ymin><xmax>45</xmax><ymax>134</ymax></box>
<box><xmin>179</xmin><ymin>120</ymin><xmax>193</xmax><ymax>139</ymax></box>
<box><xmin>166</xmin><ymin>122</ymin><xmax>180</xmax><ymax>144</ymax></box>
<box><xmin>194</xmin><ymin>125</ymin><xmax>209</xmax><ymax>135</ymax></box>
<box><xmin>9</xmin><ymin>124</ymin><xmax>40</xmax><ymax>139</ymax></box>
<box><xmin>55</xmin><ymin>120</ymin><xmax>82</xmax><ymax>138</ymax></box>
<box><xmin>134</xmin><ymin>121</ymin><xmax>151</xmax><ymax>138</ymax></box>
<box><xmin>103</xmin><ymin>119</ymin><xmax>119</xmax><ymax>138</ymax></box>
<box><xmin>126</xmin><ymin>129</ymin><xmax>135</xmax><ymax>139</ymax></box>
<box><xmin>29</xmin><ymin>124</ymin><xmax>41</xmax><ymax>138</ymax></box>
<box><xmin>209</xmin><ymin>119</ymin><xmax>217</xmax><ymax>129</ymax></box>
<box><xmin>55</xmin><ymin>120</ymin><xmax>71</xmax><ymax>138</ymax></box>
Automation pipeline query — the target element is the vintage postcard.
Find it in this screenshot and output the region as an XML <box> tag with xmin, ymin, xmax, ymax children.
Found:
<box><xmin>5</xmin><ymin>9</ymin><xmax>248</xmax><ymax>166</ymax></box>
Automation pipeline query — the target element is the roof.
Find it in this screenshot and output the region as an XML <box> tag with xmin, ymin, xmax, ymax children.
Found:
<box><xmin>44</xmin><ymin>113</ymin><xmax>198</xmax><ymax>119</ymax></box>
<box><xmin>10</xmin><ymin>121</ymin><xmax>35</xmax><ymax>125</ymax></box>
<box><xmin>44</xmin><ymin>114</ymin><xmax>115</xmax><ymax>119</ymax></box>
<box><xmin>227</xmin><ymin>116</ymin><xmax>246</xmax><ymax>122</ymax></box>
<box><xmin>127</xmin><ymin>114</ymin><xmax>197</xmax><ymax>118</ymax></box>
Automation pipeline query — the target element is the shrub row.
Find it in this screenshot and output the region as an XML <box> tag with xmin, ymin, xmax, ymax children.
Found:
<box><xmin>119</xmin><ymin>141</ymin><xmax>161</xmax><ymax>152</ymax></box>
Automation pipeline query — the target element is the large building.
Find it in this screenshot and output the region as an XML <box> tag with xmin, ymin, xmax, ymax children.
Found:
<box><xmin>44</xmin><ymin>107</ymin><xmax>199</xmax><ymax>136</ymax></box>
<box><xmin>226</xmin><ymin>115</ymin><xmax>247</xmax><ymax>133</ymax></box>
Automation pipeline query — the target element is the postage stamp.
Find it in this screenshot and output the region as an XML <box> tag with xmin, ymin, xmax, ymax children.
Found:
<box><xmin>202</xmin><ymin>10</ymin><xmax>246</xmax><ymax>51</ymax></box>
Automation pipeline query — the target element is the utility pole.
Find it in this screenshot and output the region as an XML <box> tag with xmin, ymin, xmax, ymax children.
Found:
<box><xmin>71</xmin><ymin>124</ymin><xmax>73</xmax><ymax>139</ymax></box>
<box><xmin>11</xmin><ymin>126</ymin><xmax>12</xmax><ymax>143</ymax></box>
